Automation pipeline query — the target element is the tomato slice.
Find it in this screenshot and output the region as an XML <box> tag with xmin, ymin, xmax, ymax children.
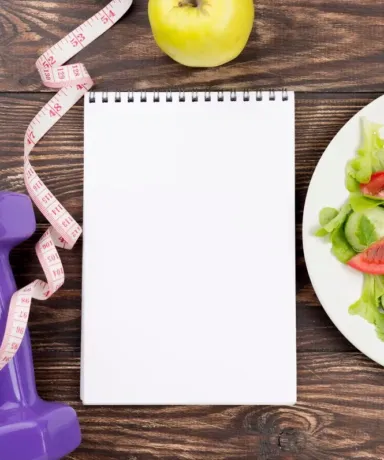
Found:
<box><xmin>348</xmin><ymin>239</ymin><xmax>384</xmax><ymax>274</ymax></box>
<box><xmin>361</xmin><ymin>172</ymin><xmax>384</xmax><ymax>198</ymax></box>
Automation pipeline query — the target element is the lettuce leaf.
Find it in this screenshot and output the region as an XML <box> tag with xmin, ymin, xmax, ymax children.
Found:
<box><xmin>345</xmin><ymin>118</ymin><xmax>384</xmax><ymax>191</ymax></box>
<box><xmin>319</xmin><ymin>207</ymin><xmax>339</xmax><ymax>226</ymax></box>
<box><xmin>355</xmin><ymin>215</ymin><xmax>377</xmax><ymax>248</ymax></box>
<box><xmin>330</xmin><ymin>225</ymin><xmax>356</xmax><ymax>263</ymax></box>
<box><xmin>315</xmin><ymin>203</ymin><xmax>352</xmax><ymax>237</ymax></box>
<box><xmin>349</xmin><ymin>274</ymin><xmax>384</xmax><ymax>341</ymax></box>
<box><xmin>315</xmin><ymin>203</ymin><xmax>355</xmax><ymax>262</ymax></box>
<box><xmin>349</xmin><ymin>274</ymin><xmax>376</xmax><ymax>323</ymax></box>
<box><xmin>349</xmin><ymin>193</ymin><xmax>384</xmax><ymax>212</ymax></box>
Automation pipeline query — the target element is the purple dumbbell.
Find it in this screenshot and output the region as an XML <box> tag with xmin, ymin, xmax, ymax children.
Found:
<box><xmin>0</xmin><ymin>191</ymin><xmax>81</xmax><ymax>459</ymax></box>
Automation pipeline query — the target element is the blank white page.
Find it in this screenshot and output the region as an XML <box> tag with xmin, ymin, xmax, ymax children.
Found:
<box><xmin>81</xmin><ymin>91</ymin><xmax>296</xmax><ymax>405</ymax></box>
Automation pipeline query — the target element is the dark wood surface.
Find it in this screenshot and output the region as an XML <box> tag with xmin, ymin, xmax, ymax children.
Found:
<box><xmin>1</xmin><ymin>0</ymin><xmax>384</xmax><ymax>459</ymax></box>
<box><xmin>2</xmin><ymin>0</ymin><xmax>384</xmax><ymax>92</ymax></box>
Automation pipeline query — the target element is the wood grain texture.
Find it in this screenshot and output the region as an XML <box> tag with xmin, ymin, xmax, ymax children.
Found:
<box><xmin>5</xmin><ymin>92</ymin><xmax>384</xmax><ymax>458</ymax></box>
<box><xmin>2</xmin><ymin>4</ymin><xmax>384</xmax><ymax>450</ymax></box>
<box><xmin>0</xmin><ymin>92</ymin><xmax>372</xmax><ymax>356</ymax></box>
<box><xmin>1</xmin><ymin>0</ymin><xmax>384</xmax><ymax>92</ymax></box>
<box><xmin>2</xmin><ymin>0</ymin><xmax>384</xmax><ymax>458</ymax></box>
<box><xmin>30</xmin><ymin>353</ymin><xmax>384</xmax><ymax>460</ymax></box>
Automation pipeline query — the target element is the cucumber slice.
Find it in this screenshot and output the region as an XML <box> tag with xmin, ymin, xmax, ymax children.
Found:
<box><xmin>345</xmin><ymin>213</ymin><xmax>365</xmax><ymax>252</ymax></box>
<box><xmin>345</xmin><ymin>207</ymin><xmax>384</xmax><ymax>252</ymax></box>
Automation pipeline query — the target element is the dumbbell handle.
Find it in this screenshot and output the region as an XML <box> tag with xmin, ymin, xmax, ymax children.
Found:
<box><xmin>0</xmin><ymin>246</ymin><xmax>38</xmax><ymax>407</ymax></box>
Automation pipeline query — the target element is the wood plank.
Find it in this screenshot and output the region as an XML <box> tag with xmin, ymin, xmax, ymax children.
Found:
<box><xmin>1</xmin><ymin>0</ymin><xmax>384</xmax><ymax>92</ymax></box>
<box><xmin>30</xmin><ymin>353</ymin><xmax>384</xmax><ymax>460</ymax></box>
<box><xmin>0</xmin><ymin>92</ymin><xmax>376</xmax><ymax>354</ymax></box>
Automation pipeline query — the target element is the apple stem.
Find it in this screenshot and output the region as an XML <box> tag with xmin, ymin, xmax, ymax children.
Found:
<box><xmin>178</xmin><ymin>0</ymin><xmax>199</xmax><ymax>7</ymax></box>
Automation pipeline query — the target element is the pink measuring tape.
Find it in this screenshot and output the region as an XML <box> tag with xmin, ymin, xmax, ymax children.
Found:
<box><xmin>0</xmin><ymin>0</ymin><xmax>133</xmax><ymax>370</ymax></box>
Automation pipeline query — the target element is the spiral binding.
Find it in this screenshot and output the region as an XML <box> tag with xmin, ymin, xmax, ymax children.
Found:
<box><xmin>89</xmin><ymin>90</ymin><xmax>289</xmax><ymax>103</ymax></box>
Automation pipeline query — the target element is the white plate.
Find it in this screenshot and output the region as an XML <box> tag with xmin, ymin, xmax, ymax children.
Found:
<box><xmin>303</xmin><ymin>95</ymin><xmax>384</xmax><ymax>366</ymax></box>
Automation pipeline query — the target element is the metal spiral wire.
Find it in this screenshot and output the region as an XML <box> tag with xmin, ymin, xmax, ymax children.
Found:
<box><xmin>88</xmin><ymin>90</ymin><xmax>290</xmax><ymax>103</ymax></box>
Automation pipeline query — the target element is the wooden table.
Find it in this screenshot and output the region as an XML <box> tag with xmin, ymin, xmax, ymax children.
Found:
<box><xmin>1</xmin><ymin>1</ymin><xmax>384</xmax><ymax>458</ymax></box>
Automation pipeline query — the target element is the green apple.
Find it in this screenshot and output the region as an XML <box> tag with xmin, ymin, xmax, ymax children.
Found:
<box><xmin>148</xmin><ymin>0</ymin><xmax>255</xmax><ymax>68</ymax></box>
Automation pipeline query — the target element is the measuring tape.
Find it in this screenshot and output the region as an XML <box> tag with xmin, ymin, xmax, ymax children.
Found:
<box><xmin>0</xmin><ymin>0</ymin><xmax>133</xmax><ymax>371</ymax></box>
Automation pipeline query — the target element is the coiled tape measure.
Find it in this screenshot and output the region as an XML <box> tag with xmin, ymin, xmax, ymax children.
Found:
<box><xmin>0</xmin><ymin>0</ymin><xmax>133</xmax><ymax>370</ymax></box>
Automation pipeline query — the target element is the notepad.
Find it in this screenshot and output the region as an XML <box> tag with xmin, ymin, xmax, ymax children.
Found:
<box><xmin>81</xmin><ymin>91</ymin><xmax>296</xmax><ymax>405</ymax></box>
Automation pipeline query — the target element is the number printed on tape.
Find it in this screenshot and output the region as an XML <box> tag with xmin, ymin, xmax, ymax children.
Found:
<box><xmin>0</xmin><ymin>0</ymin><xmax>133</xmax><ymax>371</ymax></box>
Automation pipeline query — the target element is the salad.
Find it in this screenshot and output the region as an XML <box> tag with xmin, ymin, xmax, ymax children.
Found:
<box><xmin>316</xmin><ymin>117</ymin><xmax>384</xmax><ymax>341</ymax></box>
